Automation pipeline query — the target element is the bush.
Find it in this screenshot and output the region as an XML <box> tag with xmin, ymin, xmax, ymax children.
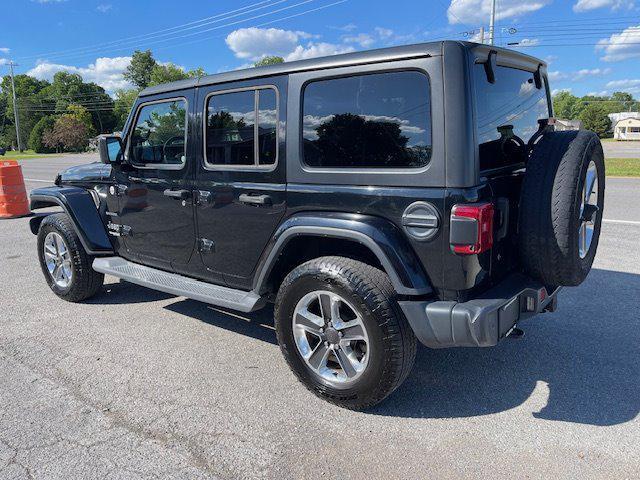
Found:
<box><xmin>28</xmin><ymin>116</ymin><xmax>57</xmax><ymax>153</ymax></box>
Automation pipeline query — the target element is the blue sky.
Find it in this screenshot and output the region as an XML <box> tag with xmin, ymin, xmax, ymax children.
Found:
<box><xmin>1</xmin><ymin>0</ymin><xmax>639</xmax><ymax>97</ymax></box>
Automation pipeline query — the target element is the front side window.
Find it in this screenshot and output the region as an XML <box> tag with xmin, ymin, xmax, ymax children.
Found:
<box><xmin>474</xmin><ymin>65</ymin><xmax>550</xmax><ymax>171</ymax></box>
<box><xmin>302</xmin><ymin>71</ymin><xmax>432</xmax><ymax>169</ymax></box>
<box><xmin>130</xmin><ymin>99</ymin><xmax>187</xmax><ymax>167</ymax></box>
<box><xmin>205</xmin><ymin>87</ymin><xmax>278</xmax><ymax>168</ymax></box>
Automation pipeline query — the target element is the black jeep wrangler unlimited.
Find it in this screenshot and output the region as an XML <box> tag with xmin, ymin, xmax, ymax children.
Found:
<box><xmin>29</xmin><ymin>42</ymin><xmax>605</xmax><ymax>409</ymax></box>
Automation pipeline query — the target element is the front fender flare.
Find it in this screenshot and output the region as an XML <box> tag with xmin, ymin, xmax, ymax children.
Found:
<box><xmin>253</xmin><ymin>212</ymin><xmax>433</xmax><ymax>296</ymax></box>
<box><xmin>29</xmin><ymin>186</ymin><xmax>114</xmax><ymax>255</ymax></box>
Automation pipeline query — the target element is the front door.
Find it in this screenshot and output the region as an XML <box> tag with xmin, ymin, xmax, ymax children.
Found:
<box><xmin>194</xmin><ymin>79</ymin><xmax>287</xmax><ymax>290</ymax></box>
<box><xmin>112</xmin><ymin>93</ymin><xmax>196</xmax><ymax>272</ymax></box>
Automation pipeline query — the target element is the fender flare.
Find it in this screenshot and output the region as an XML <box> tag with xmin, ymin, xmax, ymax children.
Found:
<box><xmin>253</xmin><ymin>212</ymin><xmax>433</xmax><ymax>296</ymax></box>
<box><xmin>29</xmin><ymin>186</ymin><xmax>114</xmax><ymax>255</ymax></box>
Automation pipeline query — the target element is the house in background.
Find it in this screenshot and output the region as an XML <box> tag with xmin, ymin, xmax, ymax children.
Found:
<box><xmin>612</xmin><ymin>116</ymin><xmax>640</xmax><ymax>141</ymax></box>
<box><xmin>554</xmin><ymin>119</ymin><xmax>582</xmax><ymax>131</ymax></box>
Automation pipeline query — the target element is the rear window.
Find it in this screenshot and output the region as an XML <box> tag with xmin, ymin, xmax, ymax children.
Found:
<box><xmin>474</xmin><ymin>65</ymin><xmax>549</xmax><ymax>172</ymax></box>
<box><xmin>302</xmin><ymin>71</ymin><xmax>432</xmax><ymax>169</ymax></box>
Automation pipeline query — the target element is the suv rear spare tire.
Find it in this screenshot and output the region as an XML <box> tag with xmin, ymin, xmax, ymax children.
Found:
<box><xmin>519</xmin><ymin>130</ymin><xmax>605</xmax><ymax>286</ymax></box>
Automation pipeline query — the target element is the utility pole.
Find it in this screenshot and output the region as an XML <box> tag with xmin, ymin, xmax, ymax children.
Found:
<box><xmin>488</xmin><ymin>0</ymin><xmax>497</xmax><ymax>45</ymax></box>
<box><xmin>8</xmin><ymin>61</ymin><xmax>22</xmax><ymax>152</ymax></box>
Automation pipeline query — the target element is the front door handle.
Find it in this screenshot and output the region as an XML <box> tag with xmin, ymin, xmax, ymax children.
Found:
<box><xmin>239</xmin><ymin>193</ymin><xmax>272</xmax><ymax>206</ymax></box>
<box><xmin>163</xmin><ymin>189</ymin><xmax>191</xmax><ymax>200</ymax></box>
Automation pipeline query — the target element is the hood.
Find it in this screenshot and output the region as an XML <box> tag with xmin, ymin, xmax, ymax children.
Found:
<box><xmin>57</xmin><ymin>162</ymin><xmax>112</xmax><ymax>185</ymax></box>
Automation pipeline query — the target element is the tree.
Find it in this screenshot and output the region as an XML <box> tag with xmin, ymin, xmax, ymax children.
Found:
<box><xmin>64</xmin><ymin>104</ymin><xmax>95</xmax><ymax>135</ymax></box>
<box><xmin>149</xmin><ymin>63</ymin><xmax>206</xmax><ymax>87</ymax></box>
<box><xmin>123</xmin><ymin>50</ymin><xmax>157</xmax><ymax>89</ymax></box>
<box><xmin>579</xmin><ymin>104</ymin><xmax>612</xmax><ymax>138</ymax></box>
<box><xmin>28</xmin><ymin>115</ymin><xmax>57</xmax><ymax>153</ymax></box>
<box><xmin>113</xmin><ymin>89</ymin><xmax>139</xmax><ymax>130</ymax></box>
<box><xmin>44</xmin><ymin>116</ymin><xmax>89</xmax><ymax>152</ymax></box>
<box><xmin>254</xmin><ymin>56</ymin><xmax>284</xmax><ymax>67</ymax></box>
<box><xmin>552</xmin><ymin>91</ymin><xmax>584</xmax><ymax>120</ymax></box>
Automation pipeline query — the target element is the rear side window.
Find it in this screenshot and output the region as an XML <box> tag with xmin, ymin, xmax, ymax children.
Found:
<box><xmin>205</xmin><ymin>87</ymin><xmax>278</xmax><ymax>168</ymax></box>
<box><xmin>474</xmin><ymin>65</ymin><xmax>550</xmax><ymax>172</ymax></box>
<box><xmin>302</xmin><ymin>71</ymin><xmax>432</xmax><ymax>169</ymax></box>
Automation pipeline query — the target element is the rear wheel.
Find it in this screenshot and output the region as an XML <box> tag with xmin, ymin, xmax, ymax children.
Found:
<box><xmin>275</xmin><ymin>256</ymin><xmax>416</xmax><ymax>410</ymax></box>
<box><xmin>37</xmin><ymin>213</ymin><xmax>104</xmax><ymax>302</ymax></box>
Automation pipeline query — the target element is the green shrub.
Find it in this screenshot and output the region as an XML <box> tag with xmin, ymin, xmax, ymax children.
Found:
<box><xmin>28</xmin><ymin>116</ymin><xmax>57</xmax><ymax>153</ymax></box>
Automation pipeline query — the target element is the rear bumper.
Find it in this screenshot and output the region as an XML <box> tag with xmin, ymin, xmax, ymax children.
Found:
<box><xmin>399</xmin><ymin>273</ymin><xmax>560</xmax><ymax>348</ymax></box>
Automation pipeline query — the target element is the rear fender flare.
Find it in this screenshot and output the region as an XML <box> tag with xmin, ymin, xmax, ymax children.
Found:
<box><xmin>29</xmin><ymin>186</ymin><xmax>113</xmax><ymax>255</ymax></box>
<box><xmin>253</xmin><ymin>213</ymin><xmax>433</xmax><ymax>296</ymax></box>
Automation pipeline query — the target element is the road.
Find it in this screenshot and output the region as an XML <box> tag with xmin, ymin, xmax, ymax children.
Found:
<box><xmin>1</xmin><ymin>155</ymin><xmax>638</xmax><ymax>479</ymax></box>
<box><xmin>602</xmin><ymin>140</ymin><xmax>640</xmax><ymax>159</ymax></box>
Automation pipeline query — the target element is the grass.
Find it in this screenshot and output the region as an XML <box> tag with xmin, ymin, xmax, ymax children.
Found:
<box><xmin>606</xmin><ymin>158</ymin><xmax>640</xmax><ymax>177</ymax></box>
<box><xmin>1</xmin><ymin>149</ymin><xmax>65</xmax><ymax>160</ymax></box>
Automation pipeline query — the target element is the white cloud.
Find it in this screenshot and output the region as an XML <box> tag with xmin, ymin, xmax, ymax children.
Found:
<box><xmin>548</xmin><ymin>71</ymin><xmax>569</xmax><ymax>82</ymax></box>
<box><xmin>573</xmin><ymin>68</ymin><xmax>612</xmax><ymax>81</ymax></box>
<box><xmin>552</xmin><ymin>88</ymin><xmax>573</xmax><ymax>96</ymax></box>
<box><xmin>605</xmin><ymin>78</ymin><xmax>640</xmax><ymax>93</ymax></box>
<box><xmin>573</xmin><ymin>0</ymin><xmax>635</xmax><ymax>12</ymax></box>
<box><xmin>447</xmin><ymin>0</ymin><xmax>552</xmax><ymax>24</ymax></box>
<box><xmin>31</xmin><ymin>0</ymin><xmax>67</xmax><ymax>3</ymax></box>
<box><xmin>0</xmin><ymin>59</ymin><xmax>9</xmax><ymax>66</ymax></box>
<box><xmin>226</xmin><ymin>27</ymin><xmax>354</xmax><ymax>63</ymax></box>
<box><xmin>597</xmin><ymin>25</ymin><xmax>640</xmax><ymax>61</ymax></box>
<box><xmin>0</xmin><ymin>47</ymin><xmax>9</xmax><ymax>54</ymax></box>
<box><xmin>27</xmin><ymin>56</ymin><xmax>132</xmax><ymax>92</ymax></box>
<box><xmin>226</xmin><ymin>27</ymin><xmax>314</xmax><ymax>61</ymax></box>
<box><xmin>96</xmin><ymin>4</ymin><xmax>112</xmax><ymax>13</ymax></box>
<box><xmin>334</xmin><ymin>23</ymin><xmax>358</xmax><ymax>32</ymax></box>
<box><xmin>512</xmin><ymin>38</ymin><xmax>540</xmax><ymax>47</ymax></box>
<box><xmin>285</xmin><ymin>42</ymin><xmax>354</xmax><ymax>61</ymax></box>
<box><xmin>342</xmin><ymin>33</ymin><xmax>376</xmax><ymax>48</ymax></box>
<box><xmin>374</xmin><ymin>27</ymin><xmax>394</xmax><ymax>39</ymax></box>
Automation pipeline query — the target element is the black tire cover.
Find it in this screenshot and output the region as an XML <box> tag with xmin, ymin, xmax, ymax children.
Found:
<box><xmin>519</xmin><ymin>130</ymin><xmax>605</xmax><ymax>286</ymax></box>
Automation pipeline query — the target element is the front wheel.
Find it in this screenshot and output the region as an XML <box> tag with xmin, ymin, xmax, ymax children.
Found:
<box><xmin>274</xmin><ymin>256</ymin><xmax>416</xmax><ymax>410</ymax></box>
<box><xmin>37</xmin><ymin>213</ymin><xmax>104</xmax><ymax>302</ymax></box>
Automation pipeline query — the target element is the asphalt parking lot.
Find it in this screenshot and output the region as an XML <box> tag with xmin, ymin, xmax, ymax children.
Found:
<box><xmin>1</xmin><ymin>154</ymin><xmax>639</xmax><ymax>479</ymax></box>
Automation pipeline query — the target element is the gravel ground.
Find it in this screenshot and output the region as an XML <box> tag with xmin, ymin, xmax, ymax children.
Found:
<box><xmin>0</xmin><ymin>155</ymin><xmax>638</xmax><ymax>479</ymax></box>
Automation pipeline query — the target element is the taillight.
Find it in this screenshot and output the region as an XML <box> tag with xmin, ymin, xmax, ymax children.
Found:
<box><xmin>450</xmin><ymin>202</ymin><xmax>495</xmax><ymax>255</ymax></box>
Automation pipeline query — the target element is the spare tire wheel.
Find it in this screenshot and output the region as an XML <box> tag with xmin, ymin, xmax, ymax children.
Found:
<box><xmin>519</xmin><ymin>130</ymin><xmax>605</xmax><ymax>286</ymax></box>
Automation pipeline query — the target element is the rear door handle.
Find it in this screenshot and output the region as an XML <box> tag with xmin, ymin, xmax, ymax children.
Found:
<box><xmin>239</xmin><ymin>194</ymin><xmax>272</xmax><ymax>206</ymax></box>
<box><xmin>163</xmin><ymin>189</ymin><xmax>191</xmax><ymax>200</ymax></box>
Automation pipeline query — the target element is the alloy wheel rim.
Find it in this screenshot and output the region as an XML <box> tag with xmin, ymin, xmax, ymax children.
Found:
<box><xmin>292</xmin><ymin>290</ymin><xmax>370</xmax><ymax>386</ymax></box>
<box><xmin>578</xmin><ymin>160</ymin><xmax>599</xmax><ymax>259</ymax></box>
<box><xmin>44</xmin><ymin>232</ymin><xmax>73</xmax><ymax>288</ymax></box>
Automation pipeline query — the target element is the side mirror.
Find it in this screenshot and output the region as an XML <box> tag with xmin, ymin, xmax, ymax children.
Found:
<box><xmin>98</xmin><ymin>135</ymin><xmax>124</xmax><ymax>164</ymax></box>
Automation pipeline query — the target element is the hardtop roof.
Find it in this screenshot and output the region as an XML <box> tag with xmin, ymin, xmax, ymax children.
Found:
<box><xmin>139</xmin><ymin>40</ymin><xmax>544</xmax><ymax>97</ymax></box>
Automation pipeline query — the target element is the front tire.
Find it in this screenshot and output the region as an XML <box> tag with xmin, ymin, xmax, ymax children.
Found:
<box><xmin>37</xmin><ymin>213</ymin><xmax>104</xmax><ymax>302</ymax></box>
<box><xmin>274</xmin><ymin>256</ymin><xmax>416</xmax><ymax>410</ymax></box>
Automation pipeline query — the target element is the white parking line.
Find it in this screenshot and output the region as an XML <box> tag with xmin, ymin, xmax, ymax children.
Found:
<box><xmin>602</xmin><ymin>218</ymin><xmax>640</xmax><ymax>226</ymax></box>
<box><xmin>24</xmin><ymin>178</ymin><xmax>53</xmax><ymax>183</ymax></box>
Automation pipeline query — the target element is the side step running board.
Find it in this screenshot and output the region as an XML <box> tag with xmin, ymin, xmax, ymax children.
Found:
<box><xmin>92</xmin><ymin>257</ymin><xmax>264</xmax><ymax>313</ymax></box>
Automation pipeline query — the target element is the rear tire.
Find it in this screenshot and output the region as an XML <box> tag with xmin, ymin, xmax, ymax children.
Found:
<box><xmin>37</xmin><ymin>213</ymin><xmax>104</xmax><ymax>302</ymax></box>
<box><xmin>274</xmin><ymin>256</ymin><xmax>416</xmax><ymax>410</ymax></box>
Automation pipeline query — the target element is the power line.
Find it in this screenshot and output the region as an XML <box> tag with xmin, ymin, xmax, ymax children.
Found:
<box><xmin>19</xmin><ymin>0</ymin><xmax>324</xmax><ymax>63</ymax></box>
<box><xmin>18</xmin><ymin>0</ymin><xmax>281</xmax><ymax>61</ymax></box>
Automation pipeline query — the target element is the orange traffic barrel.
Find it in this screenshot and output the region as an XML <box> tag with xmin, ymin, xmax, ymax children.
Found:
<box><xmin>0</xmin><ymin>160</ymin><xmax>31</xmax><ymax>218</ymax></box>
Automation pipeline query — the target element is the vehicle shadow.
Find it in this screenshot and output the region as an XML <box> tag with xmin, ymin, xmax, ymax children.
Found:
<box><xmin>89</xmin><ymin>268</ymin><xmax>638</xmax><ymax>426</ymax></box>
<box><xmin>86</xmin><ymin>279</ymin><xmax>175</xmax><ymax>304</ymax></box>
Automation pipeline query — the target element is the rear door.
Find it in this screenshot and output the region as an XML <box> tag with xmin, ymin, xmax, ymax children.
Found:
<box><xmin>194</xmin><ymin>77</ymin><xmax>287</xmax><ymax>289</ymax></box>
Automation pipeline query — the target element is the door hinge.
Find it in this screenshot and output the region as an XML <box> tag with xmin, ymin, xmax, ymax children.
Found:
<box><xmin>195</xmin><ymin>190</ymin><xmax>213</xmax><ymax>206</ymax></box>
<box><xmin>198</xmin><ymin>238</ymin><xmax>215</xmax><ymax>253</ymax></box>
<box><xmin>107</xmin><ymin>222</ymin><xmax>132</xmax><ymax>237</ymax></box>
